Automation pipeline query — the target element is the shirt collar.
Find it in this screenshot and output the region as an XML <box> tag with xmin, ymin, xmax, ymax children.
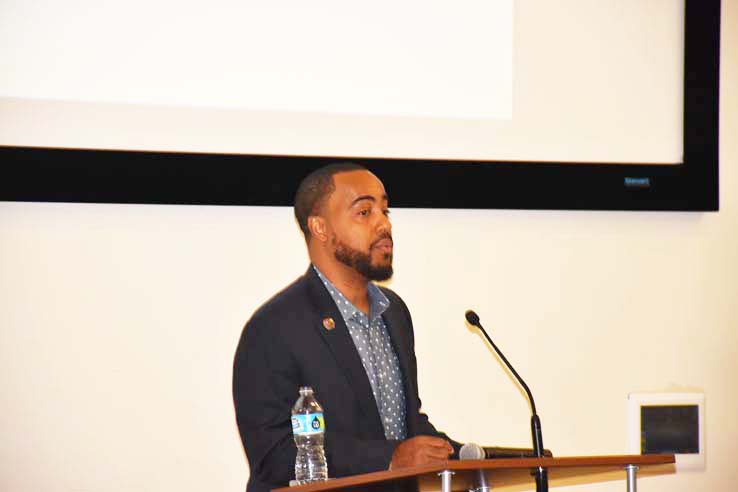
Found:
<box><xmin>312</xmin><ymin>265</ymin><xmax>390</xmax><ymax>323</ymax></box>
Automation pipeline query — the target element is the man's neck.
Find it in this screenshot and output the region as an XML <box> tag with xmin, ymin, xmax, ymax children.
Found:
<box><xmin>312</xmin><ymin>260</ymin><xmax>370</xmax><ymax>314</ymax></box>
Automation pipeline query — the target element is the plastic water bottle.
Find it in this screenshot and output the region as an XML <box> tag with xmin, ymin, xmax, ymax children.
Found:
<box><xmin>291</xmin><ymin>386</ymin><xmax>328</xmax><ymax>484</ymax></box>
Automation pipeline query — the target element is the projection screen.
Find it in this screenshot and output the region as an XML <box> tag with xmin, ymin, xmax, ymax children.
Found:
<box><xmin>0</xmin><ymin>0</ymin><xmax>721</xmax><ymax>210</ymax></box>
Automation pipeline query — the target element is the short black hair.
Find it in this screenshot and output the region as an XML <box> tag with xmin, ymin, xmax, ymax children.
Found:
<box><xmin>294</xmin><ymin>162</ymin><xmax>367</xmax><ymax>240</ymax></box>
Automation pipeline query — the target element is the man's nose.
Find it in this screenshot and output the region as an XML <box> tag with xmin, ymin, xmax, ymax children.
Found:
<box><xmin>377</xmin><ymin>212</ymin><xmax>391</xmax><ymax>233</ymax></box>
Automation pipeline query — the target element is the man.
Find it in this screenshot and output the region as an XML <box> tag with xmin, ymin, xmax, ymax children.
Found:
<box><xmin>233</xmin><ymin>163</ymin><xmax>458</xmax><ymax>492</ymax></box>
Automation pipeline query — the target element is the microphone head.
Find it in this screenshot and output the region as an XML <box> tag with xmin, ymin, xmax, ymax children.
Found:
<box><xmin>459</xmin><ymin>442</ymin><xmax>485</xmax><ymax>460</ymax></box>
<box><xmin>465</xmin><ymin>310</ymin><xmax>480</xmax><ymax>327</ymax></box>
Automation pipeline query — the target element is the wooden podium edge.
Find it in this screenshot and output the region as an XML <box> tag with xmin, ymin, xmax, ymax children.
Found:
<box><xmin>273</xmin><ymin>454</ymin><xmax>675</xmax><ymax>492</ymax></box>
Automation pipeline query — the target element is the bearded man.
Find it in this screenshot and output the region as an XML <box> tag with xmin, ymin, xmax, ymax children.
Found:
<box><xmin>233</xmin><ymin>163</ymin><xmax>458</xmax><ymax>492</ymax></box>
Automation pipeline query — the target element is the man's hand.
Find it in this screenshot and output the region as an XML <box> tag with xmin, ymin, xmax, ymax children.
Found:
<box><xmin>390</xmin><ymin>436</ymin><xmax>454</xmax><ymax>469</ymax></box>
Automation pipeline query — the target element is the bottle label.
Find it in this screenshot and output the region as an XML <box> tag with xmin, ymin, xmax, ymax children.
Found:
<box><xmin>292</xmin><ymin>412</ymin><xmax>325</xmax><ymax>435</ymax></box>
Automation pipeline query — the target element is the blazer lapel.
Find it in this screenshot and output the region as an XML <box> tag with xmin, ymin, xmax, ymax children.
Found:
<box><xmin>304</xmin><ymin>268</ymin><xmax>385</xmax><ymax>438</ymax></box>
<box><xmin>381</xmin><ymin>296</ymin><xmax>419</xmax><ymax>433</ymax></box>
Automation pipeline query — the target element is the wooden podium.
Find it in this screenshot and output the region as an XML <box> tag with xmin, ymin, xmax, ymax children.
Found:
<box><xmin>274</xmin><ymin>454</ymin><xmax>675</xmax><ymax>492</ymax></box>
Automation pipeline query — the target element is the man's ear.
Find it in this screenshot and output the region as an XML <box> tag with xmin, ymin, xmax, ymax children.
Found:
<box><xmin>307</xmin><ymin>215</ymin><xmax>329</xmax><ymax>243</ymax></box>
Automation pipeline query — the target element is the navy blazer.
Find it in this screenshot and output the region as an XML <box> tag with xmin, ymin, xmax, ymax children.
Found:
<box><xmin>233</xmin><ymin>267</ymin><xmax>456</xmax><ymax>492</ymax></box>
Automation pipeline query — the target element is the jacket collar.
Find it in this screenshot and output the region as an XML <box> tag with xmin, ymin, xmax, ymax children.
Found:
<box><xmin>304</xmin><ymin>267</ymin><xmax>385</xmax><ymax>437</ymax></box>
<box><xmin>303</xmin><ymin>266</ymin><xmax>418</xmax><ymax>437</ymax></box>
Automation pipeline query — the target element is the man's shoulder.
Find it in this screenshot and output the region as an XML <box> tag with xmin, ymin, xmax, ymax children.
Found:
<box><xmin>376</xmin><ymin>284</ymin><xmax>404</xmax><ymax>306</ymax></box>
<box><xmin>376</xmin><ymin>284</ymin><xmax>414</xmax><ymax>325</ymax></box>
<box><xmin>249</xmin><ymin>271</ymin><xmax>315</xmax><ymax>325</ymax></box>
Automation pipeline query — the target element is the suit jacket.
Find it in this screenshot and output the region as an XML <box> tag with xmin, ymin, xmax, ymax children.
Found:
<box><xmin>233</xmin><ymin>267</ymin><xmax>457</xmax><ymax>492</ymax></box>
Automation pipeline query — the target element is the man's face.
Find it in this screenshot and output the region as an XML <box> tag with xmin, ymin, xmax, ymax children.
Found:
<box><xmin>323</xmin><ymin>170</ymin><xmax>393</xmax><ymax>281</ymax></box>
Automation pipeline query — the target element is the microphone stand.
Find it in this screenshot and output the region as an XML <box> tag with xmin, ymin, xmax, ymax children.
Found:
<box><xmin>466</xmin><ymin>311</ymin><xmax>548</xmax><ymax>492</ymax></box>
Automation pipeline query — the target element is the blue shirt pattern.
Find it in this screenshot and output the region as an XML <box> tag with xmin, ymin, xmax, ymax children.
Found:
<box><xmin>313</xmin><ymin>266</ymin><xmax>407</xmax><ymax>440</ymax></box>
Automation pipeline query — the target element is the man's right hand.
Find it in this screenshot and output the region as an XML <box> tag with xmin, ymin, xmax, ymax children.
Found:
<box><xmin>390</xmin><ymin>436</ymin><xmax>454</xmax><ymax>469</ymax></box>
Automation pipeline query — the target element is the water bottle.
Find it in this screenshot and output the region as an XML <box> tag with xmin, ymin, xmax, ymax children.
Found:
<box><xmin>291</xmin><ymin>386</ymin><xmax>328</xmax><ymax>483</ymax></box>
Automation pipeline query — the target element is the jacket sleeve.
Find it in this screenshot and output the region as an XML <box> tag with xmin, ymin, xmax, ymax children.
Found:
<box><xmin>232</xmin><ymin>314</ymin><xmax>400</xmax><ymax>487</ymax></box>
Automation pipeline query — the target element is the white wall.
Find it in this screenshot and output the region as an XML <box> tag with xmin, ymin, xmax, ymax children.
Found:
<box><xmin>1</xmin><ymin>3</ymin><xmax>737</xmax><ymax>492</ymax></box>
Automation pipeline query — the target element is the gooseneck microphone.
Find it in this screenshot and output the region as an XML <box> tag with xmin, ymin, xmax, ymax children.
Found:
<box><xmin>464</xmin><ymin>310</ymin><xmax>549</xmax><ymax>492</ymax></box>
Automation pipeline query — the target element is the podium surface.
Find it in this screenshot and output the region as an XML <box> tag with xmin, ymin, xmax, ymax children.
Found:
<box><xmin>275</xmin><ymin>454</ymin><xmax>675</xmax><ymax>492</ymax></box>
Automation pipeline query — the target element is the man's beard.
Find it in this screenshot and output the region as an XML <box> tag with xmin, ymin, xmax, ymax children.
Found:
<box><xmin>333</xmin><ymin>236</ymin><xmax>393</xmax><ymax>281</ymax></box>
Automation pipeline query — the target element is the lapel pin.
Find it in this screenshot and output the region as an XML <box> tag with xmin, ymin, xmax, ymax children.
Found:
<box><xmin>322</xmin><ymin>317</ymin><xmax>335</xmax><ymax>331</ymax></box>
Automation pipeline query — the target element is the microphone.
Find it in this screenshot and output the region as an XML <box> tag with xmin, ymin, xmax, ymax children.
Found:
<box><xmin>464</xmin><ymin>310</ymin><xmax>549</xmax><ymax>492</ymax></box>
<box><xmin>459</xmin><ymin>443</ymin><xmax>491</xmax><ymax>492</ymax></box>
<box><xmin>460</xmin><ymin>443</ymin><xmax>553</xmax><ymax>460</ymax></box>
<box><xmin>459</xmin><ymin>442</ymin><xmax>486</xmax><ymax>460</ymax></box>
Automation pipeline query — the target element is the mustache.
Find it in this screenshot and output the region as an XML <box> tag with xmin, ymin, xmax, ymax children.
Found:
<box><xmin>370</xmin><ymin>233</ymin><xmax>393</xmax><ymax>248</ymax></box>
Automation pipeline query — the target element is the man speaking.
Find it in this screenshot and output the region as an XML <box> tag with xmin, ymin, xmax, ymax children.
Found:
<box><xmin>233</xmin><ymin>163</ymin><xmax>458</xmax><ymax>492</ymax></box>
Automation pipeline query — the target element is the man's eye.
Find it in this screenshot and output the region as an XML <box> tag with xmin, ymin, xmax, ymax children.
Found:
<box><xmin>383</xmin><ymin>209</ymin><xmax>391</xmax><ymax>217</ymax></box>
<box><xmin>358</xmin><ymin>209</ymin><xmax>370</xmax><ymax>216</ymax></box>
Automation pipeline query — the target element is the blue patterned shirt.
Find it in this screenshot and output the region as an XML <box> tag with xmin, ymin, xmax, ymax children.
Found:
<box><xmin>313</xmin><ymin>265</ymin><xmax>407</xmax><ymax>440</ymax></box>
